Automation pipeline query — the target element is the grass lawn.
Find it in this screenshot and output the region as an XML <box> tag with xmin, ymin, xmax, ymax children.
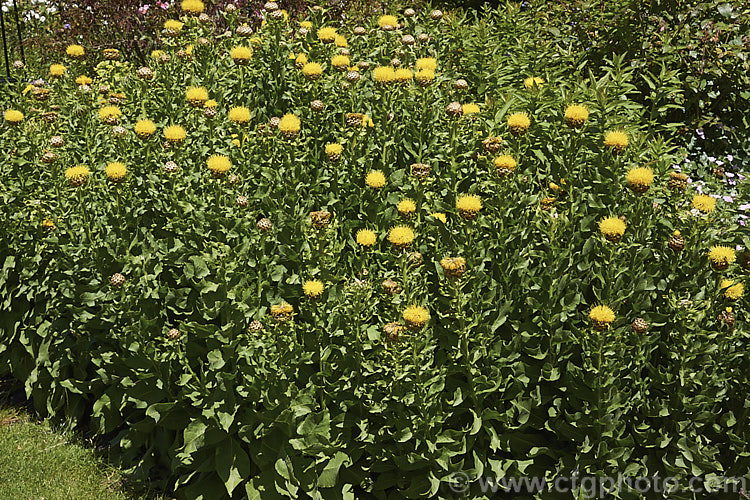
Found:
<box><xmin>0</xmin><ymin>406</ymin><xmax>165</xmax><ymax>500</ymax></box>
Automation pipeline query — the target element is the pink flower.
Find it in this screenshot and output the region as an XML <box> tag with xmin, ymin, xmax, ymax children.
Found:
<box><xmin>138</xmin><ymin>4</ymin><xmax>150</xmax><ymax>14</ymax></box>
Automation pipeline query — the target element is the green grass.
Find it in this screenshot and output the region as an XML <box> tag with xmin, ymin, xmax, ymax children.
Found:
<box><xmin>0</xmin><ymin>406</ymin><xmax>164</xmax><ymax>500</ymax></box>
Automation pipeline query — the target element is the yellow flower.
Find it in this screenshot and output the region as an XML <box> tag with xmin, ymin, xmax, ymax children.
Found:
<box><xmin>388</xmin><ymin>226</ymin><xmax>415</xmax><ymax>248</ymax></box>
<box><xmin>41</xmin><ymin>218</ymin><xmax>56</xmax><ymax>231</ymax></box>
<box><xmin>378</xmin><ymin>15</ymin><xmax>398</xmax><ymax>28</ymax></box>
<box><xmin>708</xmin><ymin>246</ymin><xmax>736</xmax><ymax>269</ymax></box>
<box><xmin>75</xmin><ymin>75</ymin><xmax>92</xmax><ymax>85</ymax></box>
<box><xmin>317</xmin><ymin>26</ymin><xmax>337</xmax><ymax>43</ymax></box>
<box><xmin>625</xmin><ymin>167</ymin><xmax>654</xmax><ymax>193</ymax></box>
<box><xmin>373</xmin><ymin>66</ymin><xmax>396</xmax><ymax>84</ymax></box>
<box><xmin>49</xmin><ymin>64</ymin><xmax>66</xmax><ymax>76</ymax></box>
<box><xmin>295</xmin><ymin>53</ymin><xmax>308</xmax><ymax>67</ymax></box>
<box><xmin>207</xmin><ymin>154</ymin><xmax>231</xmax><ymax>176</ymax></box>
<box><xmin>416</xmin><ymin>57</ymin><xmax>437</xmax><ymax>71</ymax></box>
<box><xmin>228</xmin><ymin>106</ymin><xmax>251</xmax><ymax>124</ymax></box>
<box><xmin>334</xmin><ymin>35</ymin><xmax>348</xmax><ymax>48</ymax></box>
<box><xmin>64</xmin><ymin>165</ymin><xmax>90</xmax><ymax>186</ymax></box>
<box><xmin>589</xmin><ymin>305</ymin><xmax>615</xmax><ymax>331</ymax></box>
<box><xmin>134</xmin><ymin>119</ymin><xmax>157</xmax><ymax>138</ymax></box>
<box><xmin>415</xmin><ymin>69</ymin><xmax>435</xmax><ymax>85</ymax></box>
<box><xmin>164</xmin><ymin>125</ymin><xmax>187</xmax><ymax>143</ymax></box>
<box><xmin>181</xmin><ymin>0</ymin><xmax>204</xmax><ymax>13</ymax></box>
<box><xmin>604</xmin><ymin>130</ymin><xmax>628</xmax><ymax>152</ymax></box>
<box><xmin>331</xmin><ymin>54</ymin><xmax>350</xmax><ymax>69</ymax></box>
<box><xmin>403</xmin><ymin>305</ymin><xmax>429</xmax><ymax>330</ymax></box>
<box><xmin>164</xmin><ymin>19</ymin><xmax>184</xmax><ymax>34</ymax></box>
<box><xmin>440</xmin><ymin>256</ymin><xmax>466</xmax><ymax>278</ymax></box>
<box><xmin>105</xmin><ymin>162</ymin><xmax>127</xmax><ymax>182</ymax></box>
<box><xmin>300</xmin><ymin>21</ymin><xmax>312</xmax><ymax>30</ymax></box>
<box><xmin>4</xmin><ymin>109</ymin><xmax>24</xmax><ymax>124</ymax></box>
<box><xmin>494</xmin><ymin>155</ymin><xmax>517</xmax><ymax>172</ymax></box>
<box><xmin>692</xmin><ymin>194</ymin><xmax>716</xmax><ymax>214</ymax></box>
<box><xmin>204</xmin><ymin>99</ymin><xmax>218</xmax><ymax>108</ymax></box>
<box><xmin>524</xmin><ymin>76</ymin><xmax>544</xmax><ymax>90</ymax></box>
<box><xmin>271</xmin><ymin>301</ymin><xmax>294</xmax><ymax>322</ymax></box>
<box><xmin>186</xmin><ymin>86</ymin><xmax>209</xmax><ymax>106</ymax></box>
<box><xmin>66</xmin><ymin>44</ymin><xmax>85</xmax><ymax>58</ymax></box>
<box><xmin>721</xmin><ymin>279</ymin><xmax>744</xmax><ymax>300</ymax></box>
<box><xmin>397</xmin><ymin>198</ymin><xmax>416</xmax><ymax>216</ymax></box>
<box><xmin>462</xmin><ymin>103</ymin><xmax>480</xmax><ymax>115</ymax></box>
<box><xmin>565</xmin><ymin>104</ymin><xmax>589</xmax><ymax>128</ymax></box>
<box><xmin>456</xmin><ymin>194</ymin><xmax>482</xmax><ymax>220</ymax></box>
<box><xmin>325</xmin><ymin>143</ymin><xmax>343</xmax><ymax>157</ymax></box>
<box><xmin>430</xmin><ymin>212</ymin><xmax>447</xmax><ymax>224</ymax></box>
<box><xmin>230</xmin><ymin>46</ymin><xmax>253</xmax><ymax>63</ymax></box>
<box><xmin>356</xmin><ymin>229</ymin><xmax>377</xmax><ymax>247</ymax></box>
<box><xmin>507</xmin><ymin>112</ymin><xmax>531</xmax><ymax>134</ymax></box>
<box><xmin>303</xmin><ymin>279</ymin><xmax>325</xmax><ymax>299</ymax></box>
<box><xmin>302</xmin><ymin>62</ymin><xmax>323</xmax><ymax>78</ymax></box>
<box><xmin>98</xmin><ymin>106</ymin><xmax>122</xmax><ymax>123</ymax></box>
<box><xmin>365</xmin><ymin>170</ymin><xmax>386</xmax><ymax>189</ymax></box>
<box><xmin>278</xmin><ymin>113</ymin><xmax>301</xmax><ymax>136</ymax></box>
<box><xmin>394</xmin><ymin>68</ymin><xmax>413</xmax><ymax>83</ymax></box>
<box><xmin>599</xmin><ymin>216</ymin><xmax>626</xmax><ymax>242</ymax></box>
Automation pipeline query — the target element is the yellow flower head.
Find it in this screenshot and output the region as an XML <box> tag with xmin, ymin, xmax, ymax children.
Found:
<box><xmin>4</xmin><ymin>109</ymin><xmax>24</xmax><ymax>124</ymax></box>
<box><xmin>430</xmin><ymin>212</ymin><xmax>447</xmax><ymax>224</ymax></box>
<box><xmin>303</xmin><ymin>279</ymin><xmax>325</xmax><ymax>299</ymax></box>
<box><xmin>98</xmin><ymin>105</ymin><xmax>122</xmax><ymax>122</ymax></box>
<box><xmin>394</xmin><ymin>68</ymin><xmax>413</xmax><ymax>83</ymax></box>
<box><xmin>181</xmin><ymin>0</ymin><xmax>204</xmax><ymax>13</ymax></box>
<box><xmin>41</xmin><ymin>218</ymin><xmax>56</xmax><ymax>231</ymax></box>
<box><xmin>65</xmin><ymin>165</ymin><xmax>90</xmax><ymax>186</ymax></box>
<box><xmin>589</xmin><ymin>305</ymin><xmax>615</xmax><ymax>330</ymax></box>
<box><xmin>204</xmin><ymin>99</ymin><xmax>218</xmax><ymax>109</ymax></box>
<box><xmin>721</xmin><ymin>279</ymin><xmax>744</xmax><ymax>300</ymax></box>
<box><xmin>378</xmin><ymin>15</ymin><xmax>398</xmax><ymax>28</ymax></box>
<box><xmin>76</xmin><ymin>75</ymin><xmax>93</xmax><ymax>85</ymax></box>
<box><xmin>66</xmin><ymin>44</ymin><xmax>85</xmax><ymax>58</ymax></box>
<box><xmin>230</xmin><ymin>46</ymin><xmax>253</xmax><ymax>62</ymax></box>
<box><xmin>507</xmin><ymin>112</ymin><xmax>531</xmax><ymax>134</ymax></box>
<box><xmin>105</xmin><ymin>162</ymin><xmax>127</xmax><ymax>182</ymax></box>
<box><xmin>599</xmin><ymin>216</ymin><xmax>626</xmax><ymax>242</ymax></box>
<box><xmin>403</xmin><ymin>304</ymin><xmax>429</xmax><ymax>330</ymax></box>
<box><xmin>365</xmin><ymin>170</ymin><xmax>386</xmax><ymax>189</ymax></box>
<box><xmin>186</xmin><ymin>86</ymin><xmax>209</xmax><ymax>106</ymax></box>
<box><xmin>708</xmin><ymin>246</ymin><xmax>736</xmax><ymax>268</ymax></box>
<box><xmin>462</xmin><ymin>103</ymin><xmax>480</xmax><ymax>115</ymax></box>
<box><xmin>164</xmin><ymin>125</ymin><xmax>187</xmax><ymax>143</ymax></box>
<box><xmin>300</xmin><ymin>21</ymin><xmax>312</xmax><ymax>30</ymax></box>
<box><xmin>278</xmin><ymin>113</ymin><xmax>301</xmax><ymax>134</ymax></box>
<box><xmin>356</xmin><ymin>229</ymin><xmax>377</xmax><ymax>247</ymax></box>
<box><xmin>317</xmin><ymin>27</ymin><xmax>337</xmax><ymax>43</ymax></box>
<box><xmin>416</xmin><ymin>57</ymin><xmax>437</xmax><ymax>71</ymax></box>
<box><xmin>626</xmin><ymin>167</ymin><xmax>654</xmax><ymax>193</ymax></box>
<box><xmin>524</xmin><ymin>76</ymin><xmax>544</xmax><ymax>90</ymax></box>
<box><xmin>415</xmin><ymin>68</ymin><xmax>435</xmax><ymax>85</ymax></box>
<box><xmin>692</xmin><ymin>194</ymin><xmax>716</xmax><ymax>214</ymax></box>
<box><xmin>334</xmin><ymin>35</ymin><xmax>348</xmax><ymax>47</ymax></box>
<box><xmin>325</xmin><ymin>143</ymin><xmax>343</xmax><ymax>156</ymax></box>
<box><xmin>331</xmin><ymin>54</ymin><xmax>350</xmax><ymax>69</ymax></box>
<box><xmin>134</xmin><ymin>119</ymin><xmax>157</xmax><ymax>138</ymax></box>
<box><xmin>294</xmin><ymin>54</ymin><xmax>309</xmax><ymax>69</ymax></box>
<box><xmin>271</xmin><ymin>301</ymin><xmax>294</xmax><ymax>321</ymax></box>
<box><xmin>494</xmin><ymin>155</ymin><xmax>517</xmax><ymax>171</ymax></box>
<box><xmin>456</xmin><ymin>194</ymin><xmax>482</xmax><ymax>219</ymax></box>
<box><xmin>397</xmin><ymin>198</ymin><xmax>417</xmax><ymax>216</ymax></box>
<box><xmin>373</xmin><ymin>66</ymin><xmax>396</xmax><ymax>84</ymax></box>
<box><xmin>207</xmin><ymin>154</ymin><xmax>231</xmax><ymax>176</ymax></box>
<box><xmin>605</xmin><ymin>130</ymin><xmax>629</xmax><ymax>152</ymax></box>
<box><xmin>302</xmin><ymin>62</ymin><xmax>323</xmax><ymax>78</ymax></box>
<box><xmin>50</xmin><ymin>64</ymin><xmax>66</xmax><ymax>76</ymax></box>
<box><xmin>164</xmin><ymin>19</ymin><xmax>184</xmax><ymax>33</ymax></box>
<box><xmin>565</xmin><ymin>104</ymin><xmax>589</xmax><ymax>128</ymax></box>
<box><xmin>388</xmin><ymin>225</ymin><xmax>415</xmax><ymax>248</ymax></box>
<box><xmin>228</xmin><ymin>106</ymin><xmax>251</xmax><ymax>124</ymax></box>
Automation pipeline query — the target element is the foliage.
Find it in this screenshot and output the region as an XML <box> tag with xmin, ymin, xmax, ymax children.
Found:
<box><xmin>0</xmin><ymin>2</ymin><xmax>749</xmax><ymax>499</ymax></box>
